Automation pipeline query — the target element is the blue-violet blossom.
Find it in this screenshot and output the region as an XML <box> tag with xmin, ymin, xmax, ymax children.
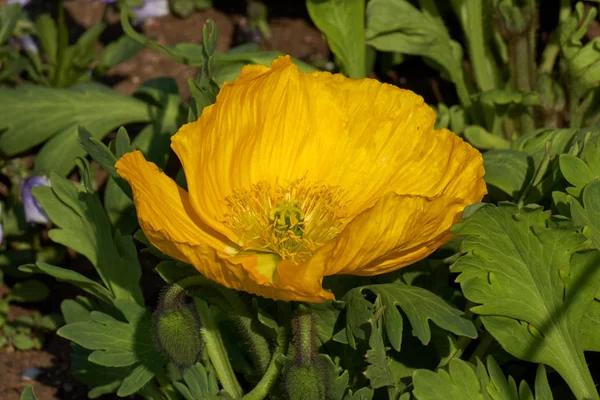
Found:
<box><xmin>20</xmin><ymin>176</ymin><xmax>50</xmax><ymax>224</ymax></box>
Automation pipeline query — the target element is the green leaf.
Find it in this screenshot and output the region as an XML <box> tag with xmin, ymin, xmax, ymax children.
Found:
<box><xmin>413</xmin><ymin>356</ymin><xmax>552</xmax><ymax>400</ymax></box>
<box><xmin>364</xmin><ymin>319</ymin><xmax>394</xmax><ymax>388</ymax></box>
<box><xmin>20</xmin><ymin>262</ymin><xmax>113</xmax><ymax>304</ymax></box>
<box><xmin>117</xmin><ymin>364</ymin><xmax>156</xmax><ymax>397</ymax></box>
<box><xmin>78</xmin><ymin>126</ymin><xmax>132</xmax><ymax>199</ymax></box>
<box><xmin>344</xmin><ymin>387</ymin><xmax>374</xmax><ymax>400</ymax></box>
<box><xmin>413</xmin><ymin>358</ymin><xmax>483</xmax><ymax>400</ymax></box>
<box><xmin>570</xmin><ymin>180</ymin><xmax>600</xmax><ymax>250</ymax></box>
<box><xmin>13</xmin><ymin>334</ymin><xmax>36</xmax><ymax>350</ymax></box>
<box><xmin>20</xmin><ymin>385</ymin><xmax>38</xmax><ymax>400</ymax></box>
<box><xmin>58</xmin><ymin>299</ymin><xmax>165</xmax><ymax>396</ymax></box>
<box><xmin>0</xmin><ymin>300</ymin><xmax>8</xmax><ymax>327</ymax></box>
<box><xmin>344</xmin><ymin>282</ymin><xmax>476</xmax><ymax>351</ymax></box>
<box><xmin>452</xmin><ymin>203</ymin><xmax>600</xmax><ymax>400</ymax></box>
<box><xmin>104</xmin><ymin>80</ymin><xmax>181</xmax><ymax>233</ymax></box>
<box><xmin>306</xmin><ymin>0</ymin><xmax>366</xmax><ymax>78</ymax></box>
<box><xmin>559</xmin><ymin>154</ymin><xmax>596</xmax><ymax>194</ymax></box>
<box><xmin>307</xmin><ymin>301</ymin><xmax>343</xmax><ymax>344</ymax></box>
<box><xmin>70</xmin><ymin>345</ymin><xmax>132</xmax><ymax>398</ymax></box>
<box><xmin>35</xmin><ymin>14</ymin><xmax>58</xmax><ymax>64</ymax></box>
<box><xmin>534</xmin><ymin>365</ymin><xmax>553</xmax><ymax>400</ymax></box>
<box><xmin>61</xmin><ymin>298</ymin><xmax>94</xmax><ymax>324</ymax></box>
<box><xmin>0</xmin><ymin>4</ymin><xmax>20</xmax><ymax>46</ymax></box>
<box><xmin>483</xmin><ymin>150</ymin><xmax>532</xmax><ymax>199</ymax></box>
<box><xmin>187</xmin><ymin>20</ymin><xmax>219</xmax><ymax>121</ymax></box>
<box><xmin>99</xmin><ymin>36</ymin><xmax>143</xmax><ymax>71</ymax></box>
<box><xmin>173</xmin><ymin>363</ymin><xmax>220</xmax><ymax>400</ymax></box>
<box><xmin>0</xmin><ymin>84</ymin><xmax>152</xmax><ymax>175</ymax></box>
<box><xmin>40</xmin><ymin>314</ymin><xmax>64</xmax><ymax>331</ymax></box>
<box><xmin>32</xmin><ymin>171</ymin><xmax>143</xmax><ymax>305</ymax></box>
<box><xmin>365</xmin><ymin>0</ymin><xmax>470</xmax><ymax>109</ymax></box>
<box><xmin>512</xmin><ymin>128</ymin><xmax>593</xmax><ymax>166</ymax></box>
<box><xmin>464</xmin><ymin>126</ymin><xmax>510</xmax><ymax>150</ymax></box>
<box><xmin>6</xmin><ymin>280</ymin><xmax>49</xmax><ymax>303</ymax></box>
<box><xmin>581</xmin><ymin>299</ymin><xmax>600</xmax><ymax>351</ymax></box>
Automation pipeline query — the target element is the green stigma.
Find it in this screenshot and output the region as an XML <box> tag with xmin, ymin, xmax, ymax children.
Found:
<box><xmin>270</xmin><ymin>201</ymin><xmax>305</xmax><ymax>237</ymax></box>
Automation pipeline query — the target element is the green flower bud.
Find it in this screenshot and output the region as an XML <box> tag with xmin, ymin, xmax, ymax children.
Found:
<box><xmin>153</xmin><ymin>286</ymin><xmax>203</xmax><ymax>367</ymax></box>
<box><xmin>284</xmin><ymin>365</ymin><xmax>326</xmax><ymax>400</ymax></box>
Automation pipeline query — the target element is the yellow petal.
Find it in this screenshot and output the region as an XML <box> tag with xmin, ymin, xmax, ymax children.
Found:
<box><xmin>115</xmin><ymin>151</ymin><xmax>236</xmax><ymax>259</ymax></box>
<box><xmin>300</xmin><ymin>192</ymin><xmax>473</xmax><ymax>277</ymax></box>
<box><xmin>116</xmin><ymin>151</ymin><xmax>332</xmax><ymax>302</ymax></box>
<box><xmin>222</xmin><ymin>254</ymin><xmax>334</xmax><ymax>302</ymax></box>
<box><xmin>172</xmin><ymin>56</ymin><xmax>485</xmax><ymax>244</ymax></box>
<box><xmin>171</xmin><ymin>56</ymin><xmax>347</xmax><ymax>241</ymax></box>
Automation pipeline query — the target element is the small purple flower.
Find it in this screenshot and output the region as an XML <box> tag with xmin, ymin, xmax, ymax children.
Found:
<box><xmin>20</xmin><ymin>176</ymin><xmax>50</xmax><ymax>225</ymax></box>
<box><xmin>98</xmin><ymin>0</ymin><xmax>169</xmax><ymax>24</ymax></box>
<box><xmin>19</xmin><ymin>35</ymin><xmax>38</xmax><ymax>53</ymax></box>
<box><xmin>7</xmin><ymin>0</ymin><xmax>31</xmax><ymax>5</ymax></box>
<box><xmin>131</xmin><ymin>0</ymin><xmax>169</xmax><ymax>23</ymax></box>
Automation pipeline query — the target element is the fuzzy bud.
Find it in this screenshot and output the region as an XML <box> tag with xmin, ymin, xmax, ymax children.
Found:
<box><xmin>284</xmin><ymin>365</ymin><xmax>326</xmax><ymax>400</ymax></box>
<box><xmin>153</xmin><ymin>285</ymin><xmax>203</xmax><ymax>367</ymax></box>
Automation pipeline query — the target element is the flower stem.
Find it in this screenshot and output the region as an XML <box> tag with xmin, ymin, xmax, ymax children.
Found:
<box><xmin>193</xmin><ymin>298</ymin><xmax>243</xmax><ymax>398</ymax></box>
<box><xmin>510</xmin><ymin>35</ymin><xmax>535</xmax><ymax>135</ymax></box>
<box><xmin>569</xmin><ymin>90</ymin><xmax>593</xmax><ymax>129</ymax></box>
<box><xmin>465</xmin><ymin>0</ymin><xmax>499</xmax><ymax>92</ymax></box>
<box><xmin>242</xmin><ymin>331</ymin><xmax>288</xmax><ymax>400</ymax></box>
<box><xmin>557</xmin><ymin>340</ymin><xmax>600</xmax><ymax>400</ymax></box>
<box><xmin>468</xmin><ymin>331</ymin><xmax>494</xmax><ymax>364</ymax></box>
<box><xmin>168</xmin><ymin>275</ymin><xmax>271</xmax><ymax>374</ymax></box>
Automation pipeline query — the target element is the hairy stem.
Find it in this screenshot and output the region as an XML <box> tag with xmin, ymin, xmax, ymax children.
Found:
<box><xmin>194</xmin><ymin>298</ymin><xmax>243</xmax><ymax>398</ymax></box>
<box><xmin>242</xmin><ymin>331</ymin><xmax>288</xmax><ymax>400</ymax></box>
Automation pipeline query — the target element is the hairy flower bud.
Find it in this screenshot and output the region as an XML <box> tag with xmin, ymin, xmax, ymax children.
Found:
<box><xmin>152</xmin><ymin>286</ymin><xmax>203</xmax><ymax>367</ymax></box>
<box><xmin>284</xmin><ymin>365</ymin><xmax>326</xmax><ymax>400</ymax></box>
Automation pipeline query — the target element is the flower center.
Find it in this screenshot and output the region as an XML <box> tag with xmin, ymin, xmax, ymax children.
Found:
<box><xmin>224</xmin><ymin>179</ymin><xmax>346</xmax><ymax>264</ymax></box>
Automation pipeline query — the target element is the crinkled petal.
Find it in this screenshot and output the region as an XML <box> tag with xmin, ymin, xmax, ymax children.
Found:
<box><xmin>171</xmin><ymin>56</ymin><xmax>347</xmax><ymax>242</ymax></box>
<box><xmin>221</xmin><ymin>254</ymin><xmax>334</xmax><ymax>302</ymax></box>
<box><xmin>172</xmin><ymin>56</ymin><xmax>485</xmax><ymax>244</ymax></box>
<box><xmin>115</xmin><ymin>151</ymin><xmax>237</xmax><ymax>261</ymax></box>
<box><xmin>290</xmin><ymin>192</ymin><xmax>476</xmax><ymax>278</ymax></box>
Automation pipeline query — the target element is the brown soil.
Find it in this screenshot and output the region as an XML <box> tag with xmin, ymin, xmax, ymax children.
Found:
<box><xmin>0</xmin><ymin>1</ymin><xmax>328</xmax><ymax>399</ymax></box>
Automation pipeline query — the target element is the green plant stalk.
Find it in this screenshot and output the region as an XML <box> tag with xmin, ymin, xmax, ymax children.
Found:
<box><xmin>234</xmin><ymin>313</ymin><xmax>271</xmax><ymax>374</ymax></box>
<box><xmin>468</xmin><ymin>331</ymin><xmax>494</xmax><ymax>364</ymax></box>
<box><xmin>465</xmin><ymin>0</ymin><xmax>498</xmax><ymax>92</ymax></box>
<box><xmin>138</xmin><ymin>380</ymin><xmax>166</xmax><ymax>400</ymax></box>
<box><xmin>120</xmin><ymin>8</ymin><xmax>185</xmax><ymax>64</ymax></box>
<box><xmin>295</xmin><ymin>310</ymin><xmax>314</xmax><ymax>366</ymax></box>
<box><xmin>242</xmin><ymin>333</ymin><xmax>287</xmax><ymax>400</ymax></box>
<box><xmin>450</xmin><ymin>68</ymin><xmax>477</xmax><ymax>123</ymax></box>
<box><xmin>154</xmin><ymin>369</ymin><xmax>179</xmax><ymax>400</ymax></box>
<box><xmin>194</xmin><ymin>298</ymin><xmax>243</xmax><ymax>398</ymax></box>
<box><xmin>52</xmin><ymin>0</ymin><xmax>69</xmax><ymax>87</ymax></box>
<box><xmin>556</xmin><ymin>336</ymin><xmax>600</xmax><ymax>400</ymax></box>
<box><xmin>569</xmin><ymin>90</ymin><xmax>593</xmax><ymax>128</ymax></box>
<box><xmin>510</xmin><ymin>35</ymin><xmax>535</xmax><ymax>135</ymax></box>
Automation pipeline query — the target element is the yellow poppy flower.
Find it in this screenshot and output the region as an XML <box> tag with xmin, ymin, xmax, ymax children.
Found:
<box><xmin>116</xmin><ymin>56</ymin><xmax>486</xmax><ymax>303</ymax></box>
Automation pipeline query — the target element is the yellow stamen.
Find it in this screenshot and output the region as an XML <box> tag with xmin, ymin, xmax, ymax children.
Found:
<box><xmin>225</xmin><ymin>179</ymin><xmax>347</xmax><ymax>264</ymax></box>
